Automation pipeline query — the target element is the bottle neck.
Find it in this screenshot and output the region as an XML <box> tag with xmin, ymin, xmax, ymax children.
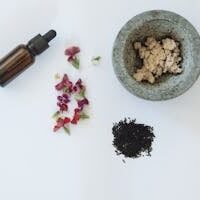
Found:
<box><xmin>26</xmin><ymin>30</ymin><xmax>56</xmax><ymax>56</ymax></box>
<box><xmin>26</xmin><ymin>34</ymin><xmax>49</xmax><ymax>56</ymax></box>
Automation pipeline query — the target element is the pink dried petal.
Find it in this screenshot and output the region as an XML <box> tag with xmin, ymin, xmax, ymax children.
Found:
<box><xmin>56</xmin><ymin>118</ymin><xmax>65</xmax><ymax>127</ymax></box>
<box><xmin>63</xmin><ymin>80</ymin><xmax>73</xmax><ymax>92</ymax></box>
<box><xmin>55</xmin><ymin>82</ymin><xmax>64</xmax><ymax>91</ymax></box>
<box><xmin>53</xmin><ymin>118</ymin><xmax>65</xmax><ymax>132</ymax></box>
<box><xmin>62</xmin><ymin>74</ymin><xmax>69</xmax><ymax>81</ymax></box>
<box><xmin>65</xmin><ymin>46</ymin><xmax>80</xmax><ymax>57</ymax></box>
<box><xmin>53</xmin><ymin>125</ymin><xmax>60</xmax><ymax>132</ymax></box>
<box><xmin>55</xmin><ymin>74</ymin><xmax>70</xmax><ymax>91</ymax></box>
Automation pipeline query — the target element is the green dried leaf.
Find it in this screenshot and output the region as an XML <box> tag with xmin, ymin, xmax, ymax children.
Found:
<box><xmin>63</xmin><ymin>87</ymin><xmax>69</xmax><ymax>93</ymax></box>
<box><xmin>71</xmin><ymin>57</ymin><xmax>80</xmax><ymax>69</ymax></box>
<box><xmin>79</xmin><ymin>88</ymin><xmax>86</xmax><ymax>97</ymax></box>
<box><xmin>74</xmin><ymin>94</ymin><xmax>81</xmax><ymax>101</ymax></box>
<box><xmin>52</xmin><ymin>111</ymin><xmax>60</xmax><ymax>120</ymax></box>
<box><xmin>75</xmin><ymin>88</ymin><xmax>86</xmax><ymax>100</ymax></box>
<box><xmin>92</xmin><ymin>56</ymin><xmax>101</xmax><ymax>65</ymax></box>
<box><xmin>80</xmin><ymin>113</ymin><xmax>90</xmax><ymax>120</ymax></box>
<box><xmin>63</xmin><ymin>126</ymin><xmax>70</xmax><ymax>135</ymax></box>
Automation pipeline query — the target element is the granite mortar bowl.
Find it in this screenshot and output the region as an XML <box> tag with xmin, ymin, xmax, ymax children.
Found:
<box><xmin>112</xmin><ymin>10</ymin><xmax>200</xmax><ymax>100</ymax></box>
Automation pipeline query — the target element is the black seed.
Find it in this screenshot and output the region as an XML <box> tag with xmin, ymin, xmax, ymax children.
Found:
<box><xmin>112</xmin><ymin>118</ymin><xmax>155</xmax><ymax>159</ymax></box>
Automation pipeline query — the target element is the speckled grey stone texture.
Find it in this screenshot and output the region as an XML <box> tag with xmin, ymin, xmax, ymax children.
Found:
<box><xmin>112</xmin><ymin>10</ymin><xmax>200</xmax><ymax>101</ymax></box>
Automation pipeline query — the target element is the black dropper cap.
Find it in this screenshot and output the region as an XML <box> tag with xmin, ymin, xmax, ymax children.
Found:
<box><xmin>27</xmin><ymin>30</ymin><xmax>56</xmax><ymax>56</ymax></box>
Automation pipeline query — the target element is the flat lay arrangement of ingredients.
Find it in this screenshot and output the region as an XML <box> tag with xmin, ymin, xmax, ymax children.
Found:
<box><xmin>1</xmin><ymin>9</ymin><xmax>200</xmax><ymax>163</ymax></box>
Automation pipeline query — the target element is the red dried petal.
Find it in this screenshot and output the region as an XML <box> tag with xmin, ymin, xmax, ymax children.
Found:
<box><xmin>65</xmin><ymin>46</ymin><xmax>80</xmax><ymax>57</ymax></box>
<box><xmin>74</xmin><ymin>108</ymin><xmax>81</xmax><ymax>113</ymax></box>
<box><xmin>63</xmin><ymin>80</ymin><xmax>73</xmax><ymax>91</ymax></box>
<box><xmin>53</xmin><ymin>117</ymin><xmax>70</xmax><ymax>132</ymax></box>
<box><xmin>67</xmin><ymin>56</ymin><xmax>74</xmax><ymax>62</ymax></box>
<box><xmin>71</xmin><ymin>112</ymin><xmax>80</xmax><ymax>124</ymax></box>
<box><xmin>60</xmin><ymin>104</ymin><xmax>68</xmax><ymax>112</ymax></box>
<box><xmin>64</xmin><ymin>117</ymin><xmax>71</xmax><ymax>124</ymax></box>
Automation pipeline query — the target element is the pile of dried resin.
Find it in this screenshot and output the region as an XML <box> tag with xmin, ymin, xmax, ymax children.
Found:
<box><xmin>133</xmin><ymin>37</ymin><xmax>182</xmax><ymax>83</ymax></box>
<box><xmin>112</xmin><ymin>118</ymin><xmax>155</xmax><ymax>159</ymax></box>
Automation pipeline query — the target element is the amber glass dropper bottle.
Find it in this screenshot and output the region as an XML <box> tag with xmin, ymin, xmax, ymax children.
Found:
<box><xmin>0</xmin><ymin>30</ymin><xmax>56</xmax><ymax>86</ymax></box>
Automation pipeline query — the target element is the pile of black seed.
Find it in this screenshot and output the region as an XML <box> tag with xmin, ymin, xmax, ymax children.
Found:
<box><xmin>112</xmin><ymin>118</ymin><xmax>155</xmax><ymax>159</ymax></box>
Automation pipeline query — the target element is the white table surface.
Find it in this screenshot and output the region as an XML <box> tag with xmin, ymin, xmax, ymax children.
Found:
<box><xmin>0</xmin><ymin>0</ymin><xmax>200</xmax><ymax>199</ymax></box>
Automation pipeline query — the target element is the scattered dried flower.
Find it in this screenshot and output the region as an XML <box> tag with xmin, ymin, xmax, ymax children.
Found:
<box><xmin>53</xmin><ymin>74</ymin><xmax>89</xmax><ymax>134</ymax></box>
<box><xmin>55</xmin><ymin>74</ymin><xmax>73</xmax><ymax>93</ymax></box>
<box><xmin>77</xmin><ymin>98</ymin><xmax>89</xmax><ymax>110</ymax></box>
<box><xmin>65</xmin><ymin>46</ymin><xmax>80</xmax><ymax>69</ymax></box>
<box><xmin>53</xmin><ymin>117</ymin><xmax>71</xmax><ymax>132</ymax></box>
<box><xmin>91</xmin><ymin>56</ymin><xmax>101</xmax><ymax>65</ymax></box>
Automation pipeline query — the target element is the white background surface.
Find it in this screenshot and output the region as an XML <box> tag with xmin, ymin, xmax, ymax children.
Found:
<box><xmin>0</xmin><ymin>0</ymin><xmax>200</xmax><ymax>199</ymax></box>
